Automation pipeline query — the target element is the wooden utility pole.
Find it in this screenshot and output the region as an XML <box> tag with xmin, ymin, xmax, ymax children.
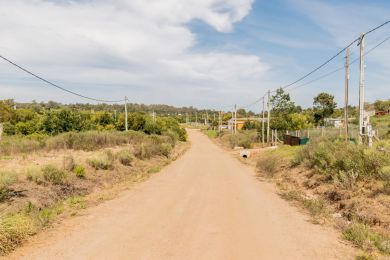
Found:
<box><xmin>124</xmin><ymin>96</ymin><xmax>128</xmax><ymax>132</ymax></box>
<box><xmin>358</xmin><ymin>34</ymin><xmax>365</xmax><ymax>145</ymax></box>
<box><xmin>234</xmin><ymin>104</ymin><xmax>237</xmax><ymax>134</ymax></box>
<box><xmin>267</xmin><ymin>90</ymin><xmax>271</xmax><ymax>144</ymax></box>
<box><xmin>218</xmin><ymin>111</ymin><xmax>222</xmax><ymax>132</ymax></box>
<box><xmin>262</xmin><ymin>96</ymin><xmax>265</xmax><ymax>145</ymax></box>
<box><xmin>344</xmin><ymin>47</ymin><xmax>350</xmax><ymax>141</ymax></box>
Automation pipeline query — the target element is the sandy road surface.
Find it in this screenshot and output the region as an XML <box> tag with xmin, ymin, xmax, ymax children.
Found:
<box><xmin>9</xmin><ymin>129</ymin><xmax>355</xmax><ymax>260</ymax></box>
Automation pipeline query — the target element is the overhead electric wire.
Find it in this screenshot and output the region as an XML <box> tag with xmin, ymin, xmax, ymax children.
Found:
<box><xmin>235</xmin><ymin>20</ymin><xmax>390</xmax><ymax>111</ymax></box>
<box><xmin>287</xmin><ymin>34</ymin><xmax>390</xmax><ymax>92</ymax></box>
<box><xmin>281</xmin><ymin>19</ymin><xmax>390</xmax><ymax>90</ymax></box>
<box><xmin>0</xmin><ymin>54</ymin><xmax>125</xmax><ymax>103</ymax></box>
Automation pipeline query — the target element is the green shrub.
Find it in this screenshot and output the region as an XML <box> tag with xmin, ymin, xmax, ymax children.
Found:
<box><xmin>0</xmin><ymin>171</ymin><xmax>18</xmax><ymax>202</ymax></box>
<box><xmin>73</xmin><ymin>165</ymin><xmax>86</xmax><ymax>178</ymax></box>
<box><xmin>41</xmin><ymin>165</ymin><xmax>67</xmax><ymax>185</ymax></box>
<box><xmin>25</xmin><ymin>166</ymin><xmax>44</xmax><ymax>184</ymax></box>
<box><xmin>0</xmin><ymin>213</ymin><xmax>37</xmax><ymax>254</ymax></box>
<box><xmin>87</xmin><ymin>150</ymin><xmax>115</xmax><ymax>170</ymax></box>
<box><xmin>117</xmin><ymin>150</ymin><xmax>134</xmax><ymax>166</ymax></box>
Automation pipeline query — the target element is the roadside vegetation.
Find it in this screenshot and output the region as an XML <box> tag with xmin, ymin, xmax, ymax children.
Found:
<box><xmin>0</xmin><ymin>99</ymin><xmax>188</xmax><ymax>255</ymax></box>
<box><xmin>202</xmin><ymin>91</ymin><xmax>390</xmax><ymax>258</ymax></box>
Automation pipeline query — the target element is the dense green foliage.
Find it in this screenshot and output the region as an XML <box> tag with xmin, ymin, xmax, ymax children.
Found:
<box><xmin>0</xmin><ymin>99</ymin><xmax>186</xmax><ymax>142</ymax></box>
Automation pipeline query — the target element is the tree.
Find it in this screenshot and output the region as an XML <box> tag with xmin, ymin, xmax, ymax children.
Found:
<box><xmin>270</xmin><ymin>88</ymin><xmax>297</xmax><ymax>130</ymax></box>
<box><xmin>374</xmin><ymin>99</ymin><xmax>390</xmax><ymax>112</ymax></box>
<box><xmin>289</xmin><ymin>113</ymin><xmax>310</xmax><ymax>130</ymax></box>
<box><xmin>270</xmin><ymin>88</ymin><xmax>296</xmax><ymax>115</ymax></box>
<box><xmin>313</xmin><ymin>93</ymin><xmax>337</xmax><ymax>126</ymax></box>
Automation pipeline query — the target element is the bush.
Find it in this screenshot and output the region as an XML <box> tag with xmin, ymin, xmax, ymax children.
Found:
<box><xmin>256</xmin><ymin>154</ymin><xmax>279</xmax><ymax>177</ymax></box>
<box><xmin>41</xmin><ymin>165</ymin><xmax>67</xmax><ymax>185</ymax></box>
<box><xmin>296</xmin><ymin>139</ymin><xmax>390</xmax><ymax>181</ymax></box>
<box><xmin>0</xmin><ymin>213</ymin><xmax>37</xmax><ymax>254</ymax></box>
<box><xmin>0</xmin><ymin>171</ymin><xmax>18</xmax><ymax>202</ymax></box>
<box><xmin>87</xmin><ymin>150</ymin><xmax>115</xmax><ymax>170</ymax></box>
<box><xmin>117</xmin><ymin>150</ymin><xmax>134</xmax><ymax>166</ymax></box>
<box><xmin>73</xmin><ymin>165</ymin><xmax>86</xmax><ymax>178</ymax></box>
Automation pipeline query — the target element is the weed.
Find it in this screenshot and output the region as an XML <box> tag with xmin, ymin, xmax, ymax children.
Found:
<box><xmin>42</xmin><ymin>165</ymin><xmax>67</xmax><ymax>185</ymax></box>
<box><xmin>117</xmin><ymin>150</ymin><xmax>134</xmax><ymax>166</ymax></box>
<box><xmin>73</xmin><ymin>165</ymin><xmax>86</xmax><ymax>178</ymax></box>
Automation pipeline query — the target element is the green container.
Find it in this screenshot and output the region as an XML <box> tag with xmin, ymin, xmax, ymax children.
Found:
<box><xmin>299</xmin><ymin>137</ymin><xmax>309</xmax><ymax>145</ymax></box>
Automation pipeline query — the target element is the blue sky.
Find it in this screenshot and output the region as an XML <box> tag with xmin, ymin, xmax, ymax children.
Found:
<box><xmin>0</xmin><ymin>0</ymin><xmax>389</xmax><ymax>111</ymax></box>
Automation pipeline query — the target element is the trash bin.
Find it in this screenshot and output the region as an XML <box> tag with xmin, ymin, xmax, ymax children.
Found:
<box><xmin>299</xmin><ymin>137</ymin><xmax>309</xmax><ymax>145</ymax></box>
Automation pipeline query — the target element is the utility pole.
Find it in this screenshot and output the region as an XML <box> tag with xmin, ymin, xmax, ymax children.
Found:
<box><xmin>234</xmin><ymin>104</ymin><xmax>237</xmax><ymax>134</ymax></box>
<box><xmin>231</xmin><ymin>109</ymin><xmax>234</xmax><ymax>133</ymax></box>
<box><xmin>262</xmin><ymin>96</ymin><xmax>265</xmax><ymax>145</ymax></box>
<box><xmin>152</xmin><ymin>110</ymin><xmax>156</xmax><ymax>123</ymax></box>
<box><xmin>267</xmin><ymin>90</ymin><xmax>271</xmax><ymax>144</ymax></box>
<box><xmin>195</xmin><ymin>112</ymin><xmax>198</xmax><ymax>124</ymax></box>
<box><xmin>344</xmin><ymin>47</ymin><xmax>350</xmax><ymax>141</ymax></box>
<box><xmin>358</xmin><ymin>34</ymin><xmax>365</xmax><ymax>145</ymax></box>
<box><xmin>218</xmin><ymin>111</ymin><xmax>222</xmax><ymax>132</ymax></box>
<box><xmin>124</xmin><ymin>96</ymin><xmax>128</xmax><ymax>132</ymax></box>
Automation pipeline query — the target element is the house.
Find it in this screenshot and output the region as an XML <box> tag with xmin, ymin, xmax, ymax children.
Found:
<box><xmin>324</xmin><ymin>118</ymin><xmax>344</xmax><ymax>128</ymax></box>
<box><xmin>227</xmin><ymin>118</ymin><xmax>263</xmax><ymax>131</ymax></box>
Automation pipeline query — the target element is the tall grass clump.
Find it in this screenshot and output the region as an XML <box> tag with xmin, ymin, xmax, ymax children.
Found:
<box><xmin>88</xmin><ymin>150</ymin><xmax>115</xmax><ymax>170</ymax></box>
<box><xmin>41</xmin><ymin>165</ymin><xmax>67</xmax><ymax>185</ymax></box>
<box><xmin>116</xmin><ymin>150</ymin><xmax>134</xmax><ymax>166</ymax></box>
<box><xmin>0</xmin><ymin>213</ymin><xmax>37</xmax><ymax>254</ymax></box>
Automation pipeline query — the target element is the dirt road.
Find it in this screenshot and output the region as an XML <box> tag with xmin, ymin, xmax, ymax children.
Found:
<box><xmin>10</xmin><ymin>129</ymin><xmax>355</xmax><ymax>259</ymax></box>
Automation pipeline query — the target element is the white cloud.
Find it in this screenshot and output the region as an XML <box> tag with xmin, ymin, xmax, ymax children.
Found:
<box><xmin>0</xmin><ymin>0</ymin><xmax>269</xmax><ymax>107</ymax></box>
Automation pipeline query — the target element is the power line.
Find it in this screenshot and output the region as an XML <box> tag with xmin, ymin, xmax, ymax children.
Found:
<box><xmin>0</xmin><ymin>54</ymin><xmax>125</xmax><ymax>103</ymax></box>
<box><xmin>281</xmin><ymin>19</ymin><xmax>390</xmax><ymax>90</ymax></box>
<box><xmin>287</xmin><ymin>34</ymin><xmax>390</xmax><ymax>92</ymax></box>
<box><xmin>236</xmin><ymin>21</ymin><xmax>390</xmax><ymax>110</ymax></box>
